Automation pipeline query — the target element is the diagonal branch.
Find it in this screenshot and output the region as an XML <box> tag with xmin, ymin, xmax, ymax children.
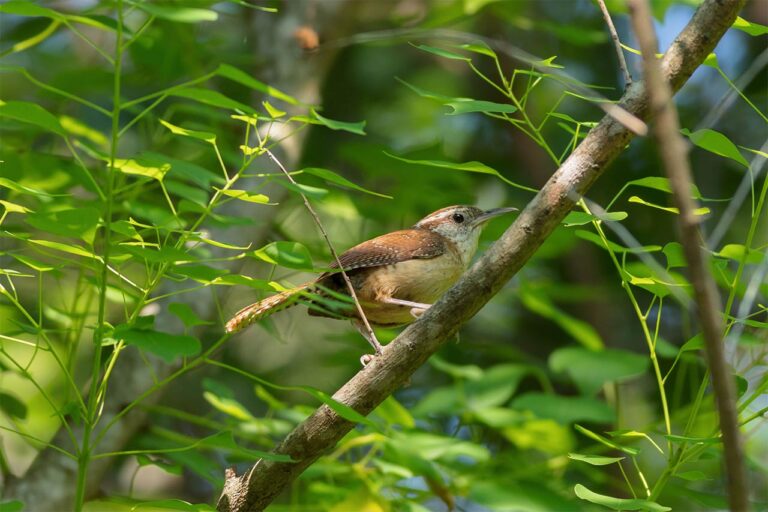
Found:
<box><xmin>216</xmin><ymin>1</ymin><xmax>746</xmax><ymax>510</ymax></box>
<box><xmin>628</xmin><ymin>0</ymin><xmax>749</xmax><ymax>510</ymax></box>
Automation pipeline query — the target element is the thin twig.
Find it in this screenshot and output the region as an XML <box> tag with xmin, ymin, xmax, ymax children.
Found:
<box><xmin>259</xmin><ymin>141</ymin><xmax>381</xmax><ymax>354</ymax></box>
<box><xmin>628</xmin><ymin>1</ymin><xmax>749</xmax><ymax>510</ymax></box>
<box><xmin>596</xmin><ymin>0</ymin><xmax>633</xmax><ymax>87</ymax></box>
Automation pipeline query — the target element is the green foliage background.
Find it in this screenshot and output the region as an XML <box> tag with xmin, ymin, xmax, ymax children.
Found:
<box><xmin>0</xmin><ymin>1</ymin><xmax>766</xmax><ymax>511</ymax></box>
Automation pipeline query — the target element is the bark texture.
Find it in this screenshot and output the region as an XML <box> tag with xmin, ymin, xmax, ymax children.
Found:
<box><xmin>216</xmin><ymin>1</ymin><xmax>746</xmax><ymax>510</ymax></box>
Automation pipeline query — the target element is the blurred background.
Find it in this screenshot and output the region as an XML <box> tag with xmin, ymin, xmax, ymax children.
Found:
<box><xmin>1</xmin><ymin>0</ymin><xmax>766</xmax><ymax>510</ymax></box>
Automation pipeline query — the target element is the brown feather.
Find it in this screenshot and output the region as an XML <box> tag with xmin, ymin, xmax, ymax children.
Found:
<box><xmin>327</xmin><ymin>229</ymin><xmax>446</xmax><ymax>272</ymax></box>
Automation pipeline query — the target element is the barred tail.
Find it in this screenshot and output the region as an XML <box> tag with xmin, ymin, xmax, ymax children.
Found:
<box><xmin>225</xmin><ymin>283</ymin><xmax>312</xmax><ymax>333</ymax></box>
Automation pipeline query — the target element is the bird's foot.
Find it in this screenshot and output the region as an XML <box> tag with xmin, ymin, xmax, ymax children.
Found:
<box><xmin>409</xmin><ymin>306</ymin><xmax>429</xmax><ymax>319</ymax></box>
<box><xmin>360</xmin><ymin>353</ymin><xmax>375</xmax><ymax>367</ymax></box>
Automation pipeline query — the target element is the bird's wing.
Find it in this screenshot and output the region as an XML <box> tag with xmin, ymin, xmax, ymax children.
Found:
<box><xmin>327</xmin><ymin>229</ymin><xmax>446</xmax><ymax>271</ymax></box>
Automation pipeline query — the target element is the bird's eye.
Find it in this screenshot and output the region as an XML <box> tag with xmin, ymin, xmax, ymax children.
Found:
<box><xmin>452</xmin><ymin>213</ymin><xmax>465</xmax><ymax>224</ymax></box>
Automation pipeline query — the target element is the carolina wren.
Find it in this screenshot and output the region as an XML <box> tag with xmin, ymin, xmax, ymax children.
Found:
<box><xmin>225</xmin><ymin>205</ymin><xmax>516</xmax><ymax>358</ymax></box>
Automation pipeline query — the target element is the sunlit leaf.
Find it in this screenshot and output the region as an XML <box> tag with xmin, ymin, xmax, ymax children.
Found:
<box><xmin>262</xmin><ymin>100</ymin><xmax>286</xmax><ymax>118</ymax></box>
<box><xmin>0</xmin><ymin>200</ymin><xmax>31</xmax><ymax>214</ymax></box>
<box><xmin>60</xmin><ymin>115</ymin><xmax>108</xmax><ymax>148</ymax></box>
<box><xmin>716</xmin><ymin>244</ymin><xmax>764</xmax><ymax>264</ymax></box>
<box><xmin>732</xmin><ymin>16</ymin><xmax>768</xmax><ymax>36</ymax></box>
<box><xmin>217</xmin><ymin>189</ymin><xmax>270</xmax><ymax>203</ymax></box>
<box><xmin>114</xmin><ymin>156</ymin><xmax>171</xmax><ymax>181</ymax></box>
<box><xmin>628</xmin><ymin>195</ymin><xmax>710</xmax><ymax>215</ymax></box>
<box><xmin>663</xmin><ymin>242</ymin><xmax>686</xmax><ymax>268</ymax></box>
<box><xmin>271</xmin><ymin>179</ymin><xmax>328</xmax><ymax>199</ymax></box>
<box><xmin>563</xmin><ymin>211</ymin><xmax>628</xmax><ymax>226</ymax></box>
<box><xmin>574</xmin><ymin>484</ymin><xmax>671</xmax><ymax>511</ymax></box>
<box><xmin>568</xmin><ymin>453</ymin><xmax>624</xmax><ymax>466</ymax></box>
<box><xmin>135</xmin><ymin>4</ymin><xmax>218</xmax><ymax>23</ymax></box>
<box><xmin>160</xmin><ymin>119</ymin><xmax>216</xmax><ymax>143</ymax></box>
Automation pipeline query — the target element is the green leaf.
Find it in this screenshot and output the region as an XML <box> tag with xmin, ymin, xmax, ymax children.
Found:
<box><xmin>520</xmin><ymin>290</ymin><xmax>603</xmax><ymax>350</ymax></box>
<box><xmin>681</xmin><ymin>128</ymin><xmax>749</xmax><ymax>168</ymax></box>
<box><xmin>135</xmin><ymin>4</ymin><xmax>218</xmax><ymax>23</ymax></box>
<box><xmin>628</xmin><ymin>195</ymin><xmax>710</xmax><ymax>215</ymax></box>
<box><xmin>716</xmin><ymin>244</ymin><xmax>764</xmax><ymax>264</ymax></box>
<box><xmin>203</xmin><ymin>391</ymin><xmax>254</xmax><ymax>421</ymax></box>
<box><xmin>262</xmin><ymin>100</ymin><xmax>286</xmax><ymax>118</ymax></box>
<box><xmin>136</xmin><ymin>454</ymin><xmax>182</xmax><ymax>476</ymax></box>
<box><xmin>311</xmin><ymin>109</ymin><xmax>366</xmax><ymax>135</ymax></box>
<box><xmin>512</xmin><ymin>392</ymin><xmax>615</xmax><ymax>424</ymax></box>
<box><xmin>121</xmin><ymin>245</ymin><xmax>192</xmax><ymax>264</ymax></box>
<box><xmin>663</xmin><ymin>242</ymin><xmax>686</xmax><ymax>268</ymax></box>
<box><xmin>563</xmin><ymin>211</ymin><xmax>627</xmax><ymax>226</ymax></box>
<box><xmin>568</xmin><ymin>453</ymin><xmax>624</xmax><ymax>466</ymax></box>
<box><xmin>413</xmin><ymin>44</ymin><xmax>470</xmax><ymax>61</ymax></box>
<box><xmin>373</xmin><ymin>396</ymin><xmax>415</xmax><ymax>428</ymax></box>
<box><xmin>168</xmin><ymin>303</ymin><xmax>212</xmax><ymax>327</ymax></box>
<box><xmin>0</xmin><ymin>501</ymin><xmax>24</xmax><ymax>512</ymax></box>
<box><xmin>0</xmin><ymin>392</ymin><xmax>27</xmax><ymax>419</ymax></box>
<box><xmin>0</xmin><ymin>200</ymin><xmax>31</xmax><ymax>214</ymax></box>
<box><xmin>160</xmin><ymin>119</ymin><xmax>216</xmax><ymax>143</ymax></box>
<box><xmin>385</xmin><ymin>152</ymin><xmax>537</xmax><ymax>192</ymax></box>
<box><xmin>549</xmin><ymin>347</ymin><xmax>648</xmax><ymax>395</ymax></box>
<box><xmin>574</xmin><ymin>484</ymin><xmax>671</xmax><ymax>511</ymax></box>
<box><xmin>397</xmin><ymin>78</ymin><xmax>517</xmax><ymax>116</ymax></box>
<box><xmin>675</xmin><ymin>470</ymin><xmax>710</xmax><ymax>481</ymax></box>
<box><xmin>143</xmin><ymin>152</ymin><xmax>222</xmax><ymax>187</ymax></box>
<box><xmin>171</xmin><ymin>88</ymin><xmax>254</xmax><ymax>114</ymax></box>
<box><xmin>429</xmin><ymin>355</ymin><xmax>484</xmax><ymax>380</ymax></box>
<box><xmin>624</xmin><ymin>176</ymin><xmax>703</xmax><ymax>198</ymax></box>
<box><xmin>0</xmin><ymin>1</ymin><xmax>63</xmax><ymax>19</ymax></box>
<box><xmin>575</xmin><ymin>229</ymin><xmax>662</xmax><ymax>254</ymax></box>
<box><xmin>301</xmin><ymin>167</ymin><xmax>391</xmax><ymax>198</ymax></box>
<box><xmin>172</xmin><ymin>264</ymin><xmax>228</xmax><ymax>283</ymax></box>
<box><xmin>732</xmin><ymin>16</ymin><xmax>768</xmax><ymax>36</ymax></box>
<box><xmin>60</xmin><ymin>115</ymin><xmax>108</xmax><ymax>147</ymax></box>
<box><xmin>0</xmin><ymin>100</ymin><xmax>65</xmax><ymax>136</ymax></box>
<box><xmin>271</xmin><ymin>179</ymin><xmax>328</xmax><ymax>199</ymax></box>
<box><xmin>253</xmin><ymin>241</ymin><xmax>313</xmax><ymax>270</ymax></box>
<box><xmin>28</xmin><ymin>238</ymin><xmax>97</xmax><ymax>259</ymax></box>
<box><xmin>114</xmin><ymin>325</ymin><xmax>201</xmax><ymax>363</ymax></box>
<box><xmin>114</xmin><ymin>156</ymin><xmax>171</xmax><ymax>181</ymax></box>
<box><xmin>574</xmin><ymin>425</ymin><xmax>639</xmax><ymax>455</ymax></box>
<box><xmin>26</xmin><ymin>207</ymin><xmax>100</xmax><ymax>245</ymax></box>
<box><xmin>216</xmin><ymin>64</ymin><xmax>298</xmax><ymax>105</ymax></box>
<box><xmin>217</xmin><ymin>188</ymin><xmax>270</xmax><ymax>203</ymax></box>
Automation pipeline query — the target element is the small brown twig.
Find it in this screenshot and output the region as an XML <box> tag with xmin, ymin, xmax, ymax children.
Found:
<box><xmin>259</xmin><ymin>142</ymin><xmax>381</xmax><ymax>354</ymax></box>
<box><xmin>628</xmin><ymin>0</ymin><xmax>750</xmax><ymax>510</ymax></box>
<box><xmin>596</xmin><ymin>0</ymin><xmax>633</xmax><ymax>88</ymax></box>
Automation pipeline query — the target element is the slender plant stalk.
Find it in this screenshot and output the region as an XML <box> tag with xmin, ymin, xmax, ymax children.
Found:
<box><xmin>73</xmin><ymin>2</ymin><xmax>124</xmax><ymax>510</ymax></box>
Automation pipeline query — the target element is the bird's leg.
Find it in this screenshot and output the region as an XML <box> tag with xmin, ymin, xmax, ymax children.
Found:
<box><xmin>380</xmin><ymin>297</ymin><xmax>432</xmax><ymax>319</ymax></box>
<box><xmin>352</xmin><ymin>318</ymin><xmax>382</xmax><ymax>366</ymax></box>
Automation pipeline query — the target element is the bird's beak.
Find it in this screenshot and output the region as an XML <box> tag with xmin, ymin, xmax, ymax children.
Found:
<box><xmin>473</xmin><ymin>206</ymin><xmax>518</xmax><ymax>226</ymax></box>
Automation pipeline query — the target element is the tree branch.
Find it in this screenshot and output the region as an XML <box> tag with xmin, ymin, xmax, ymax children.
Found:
<box><xmin>628</xmin><ymin>0</ymin><xmax>749</xmax><ymax>510</ymax></box>
<box><xmin>217</xmin><ymin>1</ymin><xmax>746</xmax><ymax>510</ymax></box>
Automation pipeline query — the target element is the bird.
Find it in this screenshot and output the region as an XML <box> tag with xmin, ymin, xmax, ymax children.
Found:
<box><xmin>225</xmin><ymin>205</ymin><xmax>517</xmax><ymax>361</ymax></box>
